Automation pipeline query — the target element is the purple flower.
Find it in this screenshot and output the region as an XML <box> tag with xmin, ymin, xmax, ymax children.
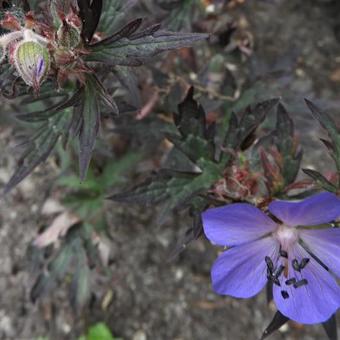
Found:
<box><xmin>202</xmin><ymin>192</ymin><xmax>340</xmax><ymax>324</ymax></box>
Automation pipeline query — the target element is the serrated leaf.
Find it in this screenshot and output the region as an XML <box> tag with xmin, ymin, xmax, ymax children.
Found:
<box><xmin>58</xmin><ymin>173</ymin><xmax>100</xmax><ymax>192</ymax></box>
<box><xmin>169</xmin><ymin>197</ymin><xmax>207</xmax><ymax>259</ymax></box>
<box><xmin>110</xmin><ymin>161</ymin><xmax>219</xmax><ymax>216</ymax></box>
<box><xmin>305</xmin><ymin>99</ymin><xmax>340</xmax><ymax>173</ymax></box>
<box><xmin>70</xmin><ymin>245</ymin><xmax>91</xmax><ymax>311</ymax></box>
<box><xmin>274</xmin><ymin>103</ymin><xmax>302</xmax><ymax>186</ymax></box>
<box><xmin>261</xmin><ymin>311</ymin><xmax>289</xmax><ymax>340</ymax></box>
<box><xmin>30</xmin><ymin>273</ymin><xmax>55</xmax><ymax>303</ymax></box>
<box><xmin>222</xmin><ymin>111</ymin><xmax>238</xmax><ymax>150</ymax></box>
<box><xmin>222</xmin><ymin>98</ymin><xmax>279</xmax><ymax>157</ymax></box>
<box><xmin>167</xmin><ymin>133</ymin><xmax>212</xmax><ymax>164</ymax></box>
<box><xmin>109</xmin><ymin>171</ymin><xmax>196</xmax><ymax>205</ymax></box>
<box><xmin>302</xmin><ymin>168</ymin><xmax>337</xmax><ymax>193</ymax></box>
<box><xmin>168</xmin><ymin>87</ymin><xmax>215</xmax><ymax>163</ymax></box>
<box><xmin>113</xmin><ymin>65</ymin><xmax>140</xmax><ymax>108</ymax></box>
<box><xmin>237</xmin><ymin>98</ymin><xmax>279</xmax><ymax>148</ymax></box>
<box><xmin>162</xmin><ymin>0</ymin><xmax>195</xmax><ymax>32</ymax></box>
<box><xmin>305</xmin><ymin>99</ymin><xmax>338</xmax><ymax>140</ymax></box>
<box><xmin>157</xmin><ymin>159</ymin><xmax>222</xmax><ymax>223</ymax></box>
<box><xmin>175</xmin><ymin>87</ymin><xmax>206</xmax><ymax>138</ymax></box>
<box><xmin>31</xmin><ymin>241</ymin><xmax>73</xmax><ymax>302</ymax></box>
<box><xmin>97</xmin><ymin>0</ymin><xmax>137</xmax><ymax>35</ymax></box>
<box><xmin>78</xmin><ymin>77</ymin><xmax>101</xmax><ymax>180</ymax></box>
<box><xmin>99</xmin><ymin>152</ymin><xmax>141</xmax><ymax>189</ymax></box>
<box><xmin>48</xmin><ymin>240</ymin><xmax>74</xmax><ymax>278</ymax></box>
<box><xmin>16</xmin><ymin>90</ymin><xmax>81</xmax><ymax>123</ymax></box>
<box><xmin>4</xmin><ymin>108</ymin><xmax>72</xmax><ymax>193</ymax></box>
<box><xmin>88</xmin><ymin>21</ymin><xmax>208</xmax><ymax>66</ymax></box>
<box><xmin>77</xmin><ymin>0</ymin><xmax>103</xmax><ymax>43</ymax></box>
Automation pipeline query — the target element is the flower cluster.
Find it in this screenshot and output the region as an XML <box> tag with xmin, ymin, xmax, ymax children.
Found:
<box><xmin>202</xmin><ymin>192</ymin><xmax>340</xmax><ymax>324</ymax></box>
<box><xmin>0</xmin><ymin>6</ymin><xmax>86</xmax><ymax>93</ymax></box>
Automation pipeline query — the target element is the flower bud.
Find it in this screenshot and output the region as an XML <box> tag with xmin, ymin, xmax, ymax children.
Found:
<box><xmin>57</xmin><ymin>21</ymin><xmax>81</xmax><ymax>49</ymax></box>
<box><xmin>14</xmin><ymin>40</ymin><xmax>50</xmax><ymax>90</ymax></box>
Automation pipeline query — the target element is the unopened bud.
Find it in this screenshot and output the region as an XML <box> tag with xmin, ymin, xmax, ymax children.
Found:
<box><xmin>57</xmin><ymin>21</ymin><xmax>81</xmax><ymax>49</ymax></box>
<box><xmin>14</xmin><ymin>40</ymin><xmax>50</xmax><ymax>89</ymax></box>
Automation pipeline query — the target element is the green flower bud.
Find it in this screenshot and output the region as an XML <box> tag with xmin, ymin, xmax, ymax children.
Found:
<box><xmin>57</xmin><ymin>21</ymin><xmax>81</xmax><ymax>49</ymax></box>
<box><xmin>14</xmin><ymin>40</ymin><xmax>50</xmax><ymax>89</ymax></box>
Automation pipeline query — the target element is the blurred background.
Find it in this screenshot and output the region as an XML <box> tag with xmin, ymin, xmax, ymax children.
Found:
<box><xmin>1</xmin><ymin>0</ymin><xmax>340</xmax><ymax>339</ymax></box>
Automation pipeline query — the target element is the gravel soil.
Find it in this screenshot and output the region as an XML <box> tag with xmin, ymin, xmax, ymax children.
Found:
<box><xmin>1</xmin><ymin>0</ymin><xmax>340</xmax><ymax>339</ymax></box>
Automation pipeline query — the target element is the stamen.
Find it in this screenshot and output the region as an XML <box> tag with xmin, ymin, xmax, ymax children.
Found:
<box><xmin>274</xmin><ymin>265</ymin><xmax>285</xmax><ymax>279</ymax></box>
<box><xmin>292</xmin><ymin>258</ymin><xmax>310</xmax><ymax>272</ymax></box>
<box><xmin>285</xmin><ymin>278</ymin><xmax>296</xmax><ymax>286</ymax></box>
<box><xmin>279</xmin><ymin>249</ymin><xmax>288</xmax><ymax>258</ymax></box>
<box><xmin>292</xmin><ymin>259</ymin><xmax>300</xmax><ymax>272</ymax></box>
<box><xmin>266</xmin><ymin>268</ymin><xmax>272</xmax><ymax>280</ymax></box>
<box><xmin>272</xmin><ymin>277</ymin><xmax>281</xmax><ymax>286</ymax></box>
<box><xmin>265</xmin><ymin>256</ymin><xmax>274</xmax><ymax>271</ymax></box>
<box><xmin>281</xmin><ymin>290</ymin><xmax>289</xmax><ymax>299</ymax></box>
<box><xmin>293</xmin><ymin>279</ymin><xmax>308</xmax><ymax>289</ymax></box>
<box><xmin>299</xmin><ymin>258</ymin><xmax>310</xmax><ymax>269</ymax></box>
<box><xmin>265</xmin><ymin>257</ymin><xmax>283</xmax><ymax>287</ymax></box>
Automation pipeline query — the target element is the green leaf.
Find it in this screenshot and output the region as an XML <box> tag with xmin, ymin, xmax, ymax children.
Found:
<box><xmin>16</xmin><ymin>90</ymin><xmax>82</xmax><ymax>123</ymax></box>
<box><xmin>221</xmin><ymin>98</ymin><xmax>279</xmax><ymax>165</ymax></box>
<box><xmin>78</xmin><ymin>77</ymin><xmax>101</xmax><ymax>180</ymax></box>
<box><xmin>110</xmin><ymin>87</ymin><xmax>223</xmax><ymax>223</ymax></box>
<box><xmin>99</xmin><ymin>152</ymin><xmax>141</xmax><ymax>189</ymax></box>
<box><xmin>97</xmin><ymin>0</ymin><xmax>137</xmax><ymax>35</ymax></box>
<box><xmin>169</xmin><ymin>195</ymin><xmax>208</xmax><ymax>259</ymax></box>
<box><xmin>113</xmin><ymin>65</ymin><xmax>140</xmax><ymax>107</ymax></box>
<box><xmin>86</xmin><ymin>323</ymin><xmax>115</xmax><ymax>340</ymax></box>
<box><xmin>69</xmin><ymin>198</ymin><xmax>102</xmax><ymax>220</ymax></box>
<box><xmin>4</xmin><ymin>108</ymin><xmax>72</xmax><ymax>193</ymax></box>
<box><xmin>175</xmin><ymin>87</ymin><xmax>206</xmax><ymax>138</ymax></box>
<box><xmin>88</xmin><ymin>19</ymin><xmax>208</xmax><ymax>66</ymax></box>
<box><xmin>162</xmin><ymin>0</ymin><xmax>196</xmax><ymax>32</ymax></box>
<box><xmin>110</xmin><ymin>170</ymin><xmax>196</xmax><ymax>205</ymax></box>
<box><xmin>274</xmin><ymin>103</ymin><xmax>302</xmax><ymax>186</ymax></box>
<box><xmin>157</xmin><ymin>159</ymin><xmax>221</xmax><ymax>217</ymax></box>
<box><xmin>167</xmin><ymin>87</ymin><xmax>215</xmax><ymax>163</ymax></box>
<box><xmin>77</xmin><ymin>0</ymin><xmax>103</xmax><ymax>43</ymax></box>
<box><xmin>31</xmin><ymin>240</ymin><xmax>74</xmax><ymax>302</ymax></box>
<box><xmin>110</xmin><ymin>159</ymin><xmax>221</xmax><ymax>223</ymax></box>
<box><xmin>58</xmin><ymin>173</ymin><xmax>101</xmax><ymax>192</ymax></box>
<box><xmin>305</xmin><ymin>99</ymin><xmax>340</xmax><ymax>174</ymax></box>
<box><xmin>302</xmin><ymin>169</ymin><xmax>337</xmax><ymax>193</ymax></box>
<box><xmin>70</xmin><ymin>244</ymin><xmax>91</xmax><ymax>311</ymax></box>
<box><xmin>237</xmin><ymin>98</ymin><xmax>279</xmax><ymax>149</ymax></box>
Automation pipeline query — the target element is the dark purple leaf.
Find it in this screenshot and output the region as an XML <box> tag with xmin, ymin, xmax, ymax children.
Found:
<box><xmin>261</xmin><ymin>311</ymin><xmax>289</xmax><ymax>340</ymax></box>
<box><xmin>78</xmin><ymin>77</ymin><xmax>101</xmax><ymax>180</ymax></box>
<box><xmin>322</xmin><ymin>314</ymin><xmax>338</xmax><ymax>340</ymax></box>
<box><xmin>88</xmin><ymin>22</ymin><xmax>209</xmax><ymax>66</ymax></box>
<box><xmin>77</xmin><ymin>0</ymin><xmax>103</xmax><ymax>43</ymax></box>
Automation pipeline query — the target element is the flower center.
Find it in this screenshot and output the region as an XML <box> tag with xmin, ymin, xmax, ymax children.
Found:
<box><xmin>273</xmin><ymin>224</ymin><xmax>299</xmax><ymax>250</ymax></box>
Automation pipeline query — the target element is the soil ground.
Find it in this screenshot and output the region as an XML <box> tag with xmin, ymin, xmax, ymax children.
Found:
<box><xmin>1</xmin><ymin>0</ymin><xmax>340</xmax><ymax>339</ymax></box>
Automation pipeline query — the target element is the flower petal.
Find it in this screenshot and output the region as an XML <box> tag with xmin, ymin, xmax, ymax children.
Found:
<box><xmin>268</xmin><ymin>192</ymin><xmax>340</xmax><ymax>227</ymax></box>
<box><xmin>211</xmin><ymin>237</ymin><xmax>279</xmax><ymax>298</ymax></box>
<box><xmin>273</xmin><ymin>243</ymin><xmax>340</xmax><ymax>324</ymax></box>
<box><xmin>202</xmin><ymin>203</ymin><xmax>277</xmax><ymax>246</ymax></box>
<box><xmin>300</xmin><ymin>228</ymin><xmax>340</xmax><ymax>278</ymax></box>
